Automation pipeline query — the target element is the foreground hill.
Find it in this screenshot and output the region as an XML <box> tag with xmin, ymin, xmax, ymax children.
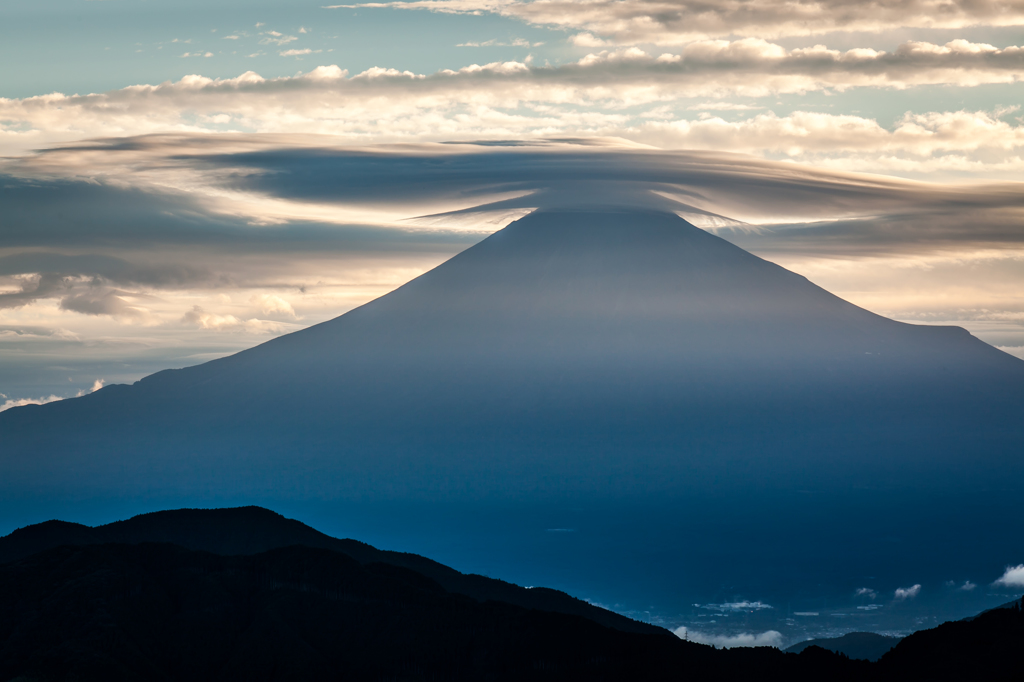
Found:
<box><xmin>879</xmin><ymin>596</ymin><xmax>1024</xmax><ymax>679</ymax></box>
<box><xmin>0</xmin><ymin>507</ymin><xmax>658</xmax><ymax>635</ymax></box>
<box><xmin>0</xmin><ymin>507</ymin><xmax>1019</xmax><ymax>681</ymax></box>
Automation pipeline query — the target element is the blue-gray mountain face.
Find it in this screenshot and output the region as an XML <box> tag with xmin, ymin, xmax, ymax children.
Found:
<box><xmin>2</xmin><ymin>209</ymin><xmax>1022</xmax><ymax>637</ymax></box>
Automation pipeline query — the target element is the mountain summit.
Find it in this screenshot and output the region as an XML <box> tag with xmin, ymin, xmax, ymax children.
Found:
<box><xmin>2</xmin><ymin>209</ymin><xmax>1022</xmax><ymax>625</ymax></box>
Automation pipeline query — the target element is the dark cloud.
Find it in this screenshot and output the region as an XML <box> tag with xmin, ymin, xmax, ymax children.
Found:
<box><xmin>0</xmin><ymin>273</ymin><xmax>68</xmax><ymax>311</ymax></box>
<box><xmin>0</xmin><ymin>174</ymin><xmax>475</xmax><ymax>252</ymax></box>
<box><xmin>0</xmin><ymin>168</ymin><xmax>480</xmax><ymax>313</ymax></box>
<box><xmin>58</xmin><ymin>289</ymin><xmax>144</xmax><ymax>317</ymax></box>
<box><xmin>728</xmin><ymin>211</ymin><xmax>1024</xmax><ymax>257</ymax></box>
<box><xmin>166</xmin><ymin>140</ymin><xmax>1024</xmax><ymax>254</ymax></box>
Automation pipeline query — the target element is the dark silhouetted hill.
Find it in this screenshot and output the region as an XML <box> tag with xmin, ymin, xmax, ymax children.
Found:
<box><xmin>785</xmin><ymin>632</ymin><xmax>901</xmax><ymax>661</ymax></box>
<box><xmin>878</xmin><ymin>596</ymin><xmax>1024</xmax><ymax>681</ymax></box>
<box><xmin>0</xmin><ymin>506</ymin><xmax>660</xmax><ymax>635</ymax></box>
<box><xmin>1</xmin><ymin>508</ymin><xmax>1021</xmax><ymax>681</ymax></box>
<box><xmin>0</xmin><ymin>541</ymin><xmax>868</xmax><ymax>682</ymax></box>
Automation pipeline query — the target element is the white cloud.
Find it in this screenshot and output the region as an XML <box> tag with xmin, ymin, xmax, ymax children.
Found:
<box><xmin>894</xmin><ymin>584</ymin><xmax>922</xmax><ymax>600</ymax></box>
<box><xmin>332</xmin><ymin>0</ymin><xmax>1024</xmax><ymax>43</ymax></box>
<box><xmin>3</xmin><ymin>45</ymin><xmax>1024</xmax><ymax>175</ymax></box>
<box><xmin>628</xmin><ymin>109</ymin><xmax>1024</xmax><ymax>170</ymax></box>
<box><xmin>261</xmin><ymin>32</ymin><xmax>298</xmax><ymax>46</ymax></box>
<box><xmin>281</xmin><ymin>48</ymin><xmax>316</xmax><ymax>57</ymax></box>
<box><xmin>570</xmin><ymin>33</ymin><xmax>607</xmax><ymax>47</ymax></box>
<box><xmin>0</xmin><ymin>394</ymin><xmax>64</xmax><ymax>412</ymax></box>
<box><xmin>250</xmin><ymin>294</ymin><xmax>297</xmax><ymax>318</ymax></box>
<box><xmin>855</xmin><ymin>587</ymin><xmax>878</xmax><ymax>599</ymax></box>
<box><xmin>674</xmin><ymin>627</ymin><xmax>783</xmax><ymax>648</ymax></box>
<box><xmin>686</xmin><ymin>102</ymin><xmax>764</xmax><ymax>112</ymax></box>
<box><xmin>0</xmin><ymin>378</ymin><xmax>103</xmax><ymax>412</ymax></box>
<box><xmin>695</xmin><ymin>601</ymin><xmax>774</xmax><ymax>612</ymax></box>
<box><xmin>182</xmin><ymin>305</ymin><xmax>292</xmax><ymax>334</ymax></box>
<box><xmin>993</xmin><ymin>564</ymin><xmax>1024</xmax><ymax>588</ymax></box>
<box><xmin>457</xmin><ymin>38</ymin><xmax>535</xmax><ymax>47</ymax></box>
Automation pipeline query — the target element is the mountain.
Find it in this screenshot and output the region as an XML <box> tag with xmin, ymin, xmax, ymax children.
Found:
<box><xmin>2</xmin><ymin>208</ymin><xmax>1022</xmax><ymax>621</ymax></box>
<box><xmin>785</xmin><ymin>632</ymin><xmax>901</xmax><ymax>661</ymax></box>
<box><xmin>0</xmin><ymin>506</ymin><xmax>660</xmax><ymax>635</ymax></box>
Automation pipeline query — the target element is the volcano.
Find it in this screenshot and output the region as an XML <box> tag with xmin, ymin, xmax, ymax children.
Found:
<box><xmin>2</xmin><ymin>208</ymin><xmax>1022</xmax><ymax>628</ymax></box>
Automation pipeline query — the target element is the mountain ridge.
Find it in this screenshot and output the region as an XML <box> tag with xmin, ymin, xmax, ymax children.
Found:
<box><xmin>0</xmin><ymin>506</ymin><xmax>662</xmax><ymax>636</ymax></box>
<box><xmin>0</xmin><ymin>507</ymin><xmax>1020</xmax><ymax>681</ymax></box>
<box><xmin>785</xmin><ymin>632</ymin><xmax>901</xmax><ymax>661</ymax></box>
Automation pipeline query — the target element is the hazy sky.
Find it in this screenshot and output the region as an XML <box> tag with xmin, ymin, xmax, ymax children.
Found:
<box><xmin>1</xmin><ymin>0</ymin><xmax>1023</xmax><ymax>408</ymax></box>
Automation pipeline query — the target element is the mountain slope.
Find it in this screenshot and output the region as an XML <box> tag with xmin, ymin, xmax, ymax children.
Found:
<box><xmin>1</xmin><ymin>208</ymin><xmax>1022</xmax><ymax>626</ymax></box>
<box><xmin>3</xmin><ymin>208</ymin><xmax>1020</xmax><ymax>499</ymax></box>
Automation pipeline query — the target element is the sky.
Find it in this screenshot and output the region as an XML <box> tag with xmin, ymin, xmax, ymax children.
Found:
<box><xmin>2</xmin><ymin>0</ymin><xmax>1024</xmax><ymax>408</ymax></box>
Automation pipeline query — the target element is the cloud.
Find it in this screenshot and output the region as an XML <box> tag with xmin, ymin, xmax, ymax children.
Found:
<box><xmin>993</xmin><ymin>564</ymin><xmax>1024</xmax><ymax>588</ymax></box>
<box><xmin>0</xmin><ymin>394</ymin><xmax>64</xmax><ymax>412</ymax></box>
<box><xmin>944</xmin><ymin>579</ymin><xmax>978</xmax><ymax>591</ymax></box>
<box><xmin>855</xmin><ymin>587</ymin><xmax>878</xmax><ymax>599</ymax></box>
<box><xmin>7</xmin><ymin>137</ymin><xmax>1024</xmax><ymax>258</ymax></box>
<box><xmin>674</xmin><ymin>627</ymin><xmax>783</xmax><ymax>648</ymax></box>
<box><xmin>0</xmin><ymin>250</ymin><xmax>217</xmax><ymax>314</ymax></box>
<box><xmin>457</xmin><ymin>38</ymin><xmax>535</xmax><ymax>47</ymax></box>
<box><xmin>332</xmin><ymin>0</ymin><xmax>1024</xmax><ymax>43</ymax></box>
<box><xmin>0</xmin><ymin>273</ymin><xmax>69</xmax><ymax>310</ymax></box>
<box><xmin>4</xmin><ymin>43</ymin><xmax>1024</xmax><ymax>171</ymax></box>
<box><xmin>260</xmin><ymin>31</ymin><xmax>298</xmax><ymax>46</ymax></box>
<box><xmin>0</xmin><ymin>326</ymin><xmax>80</xmax><ymax>341</ymax></box>
<box><xmin>894</xmin><ymin>584</ymin><xmax>922</xmax><ymax>600</ymax></box>
<box><xmin>182</xmin><ymin>305</ymin><xmax>294</xmax><ymax>333</ymax></box>
<box><xmin>59</xmin><ymin>289</ymin><xmax>139</xmax><ymax>317</ymax></box>
<box><xmin>570</xmin><ymin>33</ymin><xmax>607</xmax><ymax>47</ymax></box>
<box><xmin>0</xmin><ymin>378</ymin><xmax>104</xmax><ymax>412</ymax></box>
<box><xmin>250</xmin><ymin>294</ymin><xmax>297</xmax><ymax>318</ymax></box>
<box><xmin>698</xmin><ymin>601</ymin><xmax>774</xmax><ymax>612</ymax></box>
